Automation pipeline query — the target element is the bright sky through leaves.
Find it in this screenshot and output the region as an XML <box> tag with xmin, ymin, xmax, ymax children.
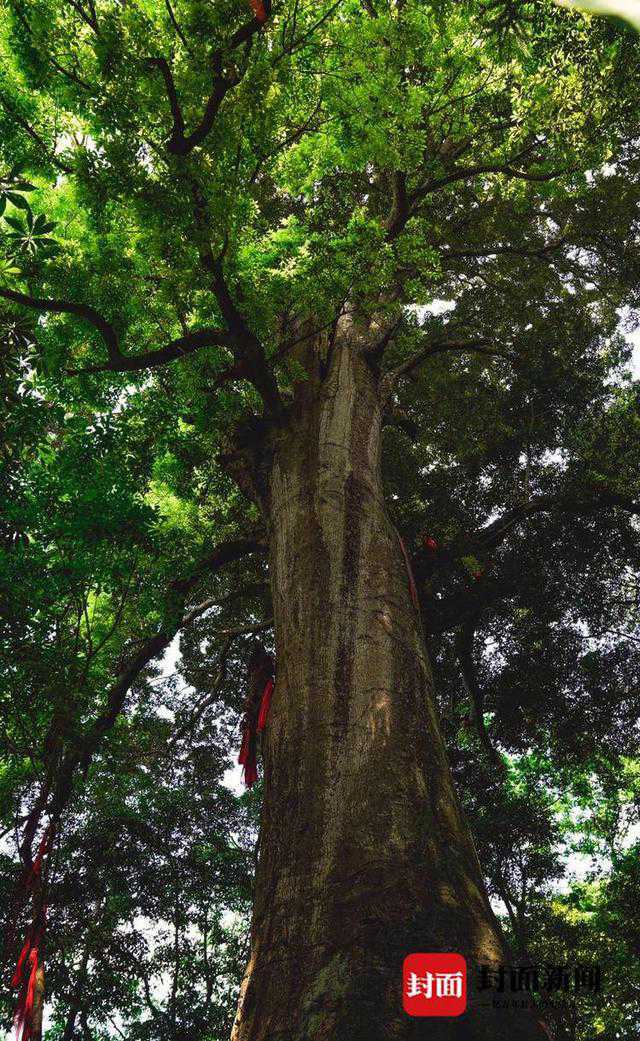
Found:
<box><xmin>557</xmin><ymin>0</ymin><xmax>640</xmax><ymax>29</ymax></box>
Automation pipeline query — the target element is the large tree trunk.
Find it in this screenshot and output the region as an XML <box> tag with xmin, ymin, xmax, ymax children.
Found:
<box><xmin>230</xmin><ymin>327</ymin><xmax>547</xmax><ymax>1041</ymax></box>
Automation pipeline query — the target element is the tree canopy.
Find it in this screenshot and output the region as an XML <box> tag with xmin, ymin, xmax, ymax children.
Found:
<box><xmin>1</xmin><ymin>1</ymin><xmax>640</xmax><ymax>1038</ymax></box>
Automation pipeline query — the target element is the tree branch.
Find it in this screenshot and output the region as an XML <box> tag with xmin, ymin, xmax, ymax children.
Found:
<box><xmin>0</xmin><ymin>92</ymin><xmax>75</xmax><ymax>175</ymax></box>
<box><xmin>149</xmin><ymin>1</ymin><xmax>272</xmax><ymax>157</ymax></box>
<box><xmin>187</xmin><ymin>179</ymin><xmax>284</xmax><ymax>415</ymax></box>
<box><xmin>83</xmin><ymin>537</ymin><xmax>265</xmax><ymax>750</ymax></box>
<box><xmin>0</xmin><ymin>287</ymin><xmax>243</xmax><ymax>375</ymax></box>
<box><xmin>66</xmin><ymin>327</ymin><xmax>239</xmax><ymax>375</ymax></box>
<box><xmin>164</xmin><ymin>0</ymin><xmax>192</xmax><ymax>53</ymax></box>
<box><xmin>65</xmin><ymin>0</ymin><xmax>100</xmax><ymax>35</ymax></box>
<box><xmin>385</xmin><ymin>170</ymin><xmax>409</xmax><ymax>239</ymax></box>
<box><xmin>439</xmin><ymin>237</ymin><xmax>567</xmax><ymax>263</ymax></box>
<box><xmin>455</xmin><ymin>620</ymin><xmax>505</xmax><ymax>770</ymax></box>
<box><xmin>386</xmin><ymin>143</ymin><xmax>572</xmax><ymax>241</ymax></box>
<box><xmin>0</xmin><ymin>287</ymin><xmax>119</xmax><ymax>356</ymax></box>
<box><xmin>426</xmin><ymin>489</ymin><xmax>640</xmax><ymax>636</ymax></box>
<box><xmin>415</xmin><ymin>160</ymin><xmax>569</xmax><ymax>202</ymax></box>
<box><xmin>383</xmin><ymin>337</ymin><xmax>512</xmax><ymax>390</ymax></box>
<box><xmin>168</xmin><ymin>618</ymin><xmax>273</xmax><ymax>747</ymax></box>
<box><xmin>146</xmin><ymin>57</ymin><xmax>186</xmax><ymax>146</ymax></box>
<box><xmin>20</xmin><ymin>536</ymin><xmax>265</xmax><ymax>856</ymax></box>
<box><xmin>475</xmin><ymin>489</ymin><xmax>640</xmax><ymax>551</ymax></box>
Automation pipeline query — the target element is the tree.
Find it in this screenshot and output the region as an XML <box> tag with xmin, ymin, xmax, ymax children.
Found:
<box><xmin>1</xmin><ymin>1</ymin><xmax>639</xmax><ymax>1039</ymax></box>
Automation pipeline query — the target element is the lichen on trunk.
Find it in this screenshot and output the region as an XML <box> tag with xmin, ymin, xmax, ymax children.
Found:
<box><xmin>230</xmin><ymin>326</ymin><xmax>547</xmax><ymax>1041</ymax></box>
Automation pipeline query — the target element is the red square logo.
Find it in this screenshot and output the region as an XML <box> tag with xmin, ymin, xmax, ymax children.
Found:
<box><xmin>403</xmin><ymin>953</ymin><xmax>467</xmax><ymax>1017</ymax></box>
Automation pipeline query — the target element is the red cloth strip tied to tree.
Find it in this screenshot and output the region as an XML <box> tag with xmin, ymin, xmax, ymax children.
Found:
<box><xmin>238</xmin><ymin>724</ymin><xmax>259</xmax><ymax>788</ymax></box>
<box><xmin>249</xmin><ymin>0</ymin><xmax>268</xmax><ymax>23</ymax></box>
<box><xmin>24</xmin><ymin>826</ymin><xmax>51</xmax><ymax>891</ymax></box>
<box><xmin>12</xmin><ymin>824</ymin><xmax>54</xmax><ymax>1041</ymax></box>
<box><xmin>257</xmin><ymin>677</ymin><xmax>274</xmax><ymax>733</ymax></box>
<box><xmin>238</xmin><ymin>644</ymin><xmax>275</xmax><ymax>788</ymax></box>
<box><xmin>12</xmin><ymin>911</ymin><xmax>46</xmax><ymax>1041</ymax></box>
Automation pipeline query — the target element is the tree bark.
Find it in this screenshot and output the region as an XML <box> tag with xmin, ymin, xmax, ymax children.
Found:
<box><xmin>32</xmin><ymin>964</ymin><xmax>46</xmax><ymax>1041</ymax></box>
<box><xmin>230</xmin><ymin>326</ymin><xmax>548</xmax><ymax>1041</ymax></box>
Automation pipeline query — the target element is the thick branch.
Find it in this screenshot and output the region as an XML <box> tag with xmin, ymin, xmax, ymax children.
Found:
<box><xmin>383</xmin><ymin>337</ymin><xmax>511</xmax><ymax>391</ymax></box>
<box><xmin>147</xmin><ymin>57</ymin><xmax>185</xmax><ymax>147</ymax></box>
<box><xmin>427</xmin><ymin>489</ymin><xmax>640</xmax><ymax>635</ymax></box>
<box><xmin>476</xmin><ymin>489</ymin><xmax>640</xmax><ymax>551</ymax></box>
<box><xmin>24</xmin><ymin>536</ymin><xmax>265</xmax><ymax>846</ymax></box>
<box><xmin>0</xmin><ymin>287</ymin><xmax>243</xmax><ymax>375</ymax></box>
<box><xmin>415</xmin><ymin>160</ymin><xmax>569</xmax><ymax>202</ymax></box>
<box><xmin>455</xmin><ymin>620</ymin><xmax>505</xmax><ymax>770</ymax></box>
<box><xmin>386</xmin><ymin>146</ymin><xmax>571</xmax><ymax>241</ymax></box>
<box><xmin>440</xmin><ymin>237</ymin><xmax>567</xmax><ymax>263</ymax></box>
<box><xmin>150</xmin><ymin>1</ymin><xmax>271</xmax><ymax>158</ymax></box>
<box><xmin>0</xmin><ymin>287</ymin><xmax>119</xmax><ymax>356</ymax></box>
<box><xmin>171</xmin><ymin>535</ymin><xmax>267</xmax><ymax>597</ymax></box>
<box><xmin>187</xmin><ymin>180</ymin><xmax>284</xmax><ymax>415</ymax></box>
<box><xmin>385</xmin><ymin>170</ymin><xmax>409</xmax><ymax>240</ymax></box>
<box><xmin>67</xmin><ymin>327</ymin><xmax>239</xmax><ymax>375</ymax></box>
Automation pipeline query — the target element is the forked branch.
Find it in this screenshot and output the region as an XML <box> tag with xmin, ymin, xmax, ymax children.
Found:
<box><xmin>382</xmin><ymin>336</ymin><xmax>512</xmax><ymax>392</ymax></box>
<box><xmin>148</xmin><ymin>0</ymin><xmax>272</xmax><ymax>157</ymax></box>
<box><xmin>0</xmin><ymin>287</ymin><xmax>241</xmax><ymax>375</ymax></box>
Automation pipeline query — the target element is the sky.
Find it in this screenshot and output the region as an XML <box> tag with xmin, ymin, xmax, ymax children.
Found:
<box><xmin>628</xmin><ymin>327</ymin><xmax>640</xmax><ymax>378</ymax></box>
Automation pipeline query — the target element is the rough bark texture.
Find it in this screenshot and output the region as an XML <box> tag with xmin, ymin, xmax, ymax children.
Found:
<box><xmin>230</xmin><ymin>325</ymin><xmax>548</xmax><ymax>1041</ymax></box>
<box><xmin>32</xmin><ymin>964</ymin><xmax>45</xmax><ymax>1041</ymax></box>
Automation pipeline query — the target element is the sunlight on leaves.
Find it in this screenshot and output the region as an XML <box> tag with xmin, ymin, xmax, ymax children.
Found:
<box><xmin>556</xmin><ymin>0</ymin><xmax>640</xmax><ymax>30</ymax></box>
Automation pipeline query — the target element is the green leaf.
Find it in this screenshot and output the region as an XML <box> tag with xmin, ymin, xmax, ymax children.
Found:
<box><xmin>0</xmin><ymin>258</ymin><xmax>22</xmax><ymax>280</ymax></box>
<box><xmin>4</xmin><ymin>215</ymin><xmax>24</xmax><ymax>232</ymax></box>
<box><xmin>32</xmin><ymin>215</ymin><xmax>55</xmax><ymax>234</ymax></box>
<box><xmin>5</xmin><ymin>191</ymin><xmax>31</xmax><ymax>210</ymax></box>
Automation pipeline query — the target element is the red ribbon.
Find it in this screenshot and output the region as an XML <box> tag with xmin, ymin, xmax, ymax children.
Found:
<box><xmin>238</xmin><ymin>677</ymin><xmax>275</xmax><ymax>787</ymax></box>
<box><xmin>238</xmin><ymin>726</ymin><xmax>258</xmax><ymax>788</ymax></box>
<box><xmin>11</xmin><ymin>933</ymin><xmax>33</xmax><ymax>990</ymax></box>
<box><xmin>12</xmin><ymin>913</ymin><xmax>46</xmax><ymax>1041</ymax></box>
<box><xmin>25</xmin><ymin>827</ymin><xmax>51</xmax><ymax>892</ymax></box>
<box><xmin>12</xmin><ymin>826</ymin><xmax>53</xmax><ymax>1041</ymax></box>
<box><xmin>249</xmin><ymin>0</ymin><xmax>267</xmax><ymax>22</ymax></box>
<box><xmin>15</xmin><ymin>948</ymin><xmax>39</xmax><ymax>1041</ymax></box>
<box><xmin>257</xmin><ymin>677</ymin><xmax>274</xmax><ymax>733</ymax></box>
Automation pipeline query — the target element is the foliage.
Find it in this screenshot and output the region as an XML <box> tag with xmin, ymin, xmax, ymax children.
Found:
<box><xmin>0</xmin><ymin>1</ymin><xmax>639</xmax><ymax>1038</ymax></box>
